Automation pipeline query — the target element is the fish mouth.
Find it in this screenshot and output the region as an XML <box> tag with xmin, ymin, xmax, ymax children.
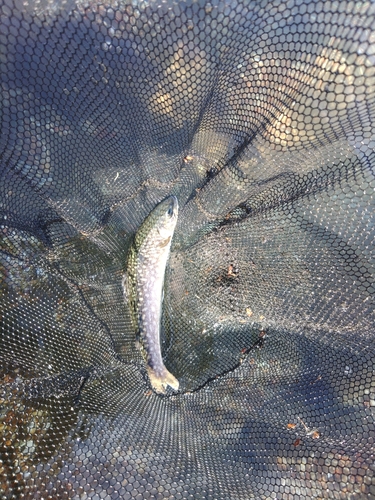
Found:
<box><xmin>167</xmin><ymin>195</ymin><xmax>179</xmax><ymax>216</ymax></box>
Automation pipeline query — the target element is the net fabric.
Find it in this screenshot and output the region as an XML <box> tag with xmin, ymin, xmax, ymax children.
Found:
<box><xmin>1</xmin><ymin>0</ymin><xmax>375</xmax><ymax>498</ymax></box>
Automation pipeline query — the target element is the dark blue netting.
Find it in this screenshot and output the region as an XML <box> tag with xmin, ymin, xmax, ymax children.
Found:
<box><xmin>1</xmin><ymin>0</ymin><xmax>375</xmax><ymax>498</ymax></box>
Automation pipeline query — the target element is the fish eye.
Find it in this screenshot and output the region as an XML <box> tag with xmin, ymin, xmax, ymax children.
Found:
<box><xmin>167</xmin><ymin>205</ymin><xmax>174</xmax><ymax>217</ymax></box>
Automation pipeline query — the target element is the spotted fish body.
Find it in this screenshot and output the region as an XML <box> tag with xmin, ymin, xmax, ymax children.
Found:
<box><xmin>122</xmin><ymin>196</ymin><xmax>179</xmax><ymax>394</ymax></box>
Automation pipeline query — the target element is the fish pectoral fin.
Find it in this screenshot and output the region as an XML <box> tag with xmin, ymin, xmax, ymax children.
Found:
<box><xmin>147</xmin><ymin>367</ymin><xmax>179</xmax><ymax>394</ymax></box>
<box><xmin>159</xmin><ymin>236</ymin><xmax>171</xmax><ymax>248</ymax></box>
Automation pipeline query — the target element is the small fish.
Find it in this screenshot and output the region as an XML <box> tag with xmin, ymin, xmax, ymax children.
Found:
<box><xmin>122</xmin><ymin>196</ymin><xmax>179</xmax><ymax>394</ymax></box>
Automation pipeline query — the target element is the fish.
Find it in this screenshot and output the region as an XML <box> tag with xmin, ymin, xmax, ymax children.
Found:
<box><xmin>122</xmin><ymin>195</ymin><xmax>179</xmax><ymax>394</ymax></box>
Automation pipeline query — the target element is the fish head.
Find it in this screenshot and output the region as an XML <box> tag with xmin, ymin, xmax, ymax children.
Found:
<box><xmin>153</xmin><ymin>195</ymin><xmax>179</xmax><ymax>241</ymax></box>
<box><xmin>134</xmin><ymin>195</ymin><xmax>179</xmax><ymax>251</ymax></box>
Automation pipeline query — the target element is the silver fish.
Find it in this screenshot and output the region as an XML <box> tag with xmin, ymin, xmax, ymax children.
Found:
<box><xmin>122</xmin><ymin>196</ymin><xmax>179</xmax><ymax>394</ymax></box>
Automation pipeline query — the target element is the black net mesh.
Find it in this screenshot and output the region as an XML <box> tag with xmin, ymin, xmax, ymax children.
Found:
<box><xmin>1</xmin><ymin>0</ymin><xmax>375</xmax><ymax>498</ymax></box>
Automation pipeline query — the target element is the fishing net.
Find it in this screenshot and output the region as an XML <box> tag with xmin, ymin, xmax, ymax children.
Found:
<box><xmin>1</xmin><ymin>0</ymin><xmax>375</xmax><ymax>498</ymax></box>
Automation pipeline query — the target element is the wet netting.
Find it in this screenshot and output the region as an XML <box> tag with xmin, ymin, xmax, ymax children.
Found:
<box><xmin>1</xmin><ymin>0</ymin><xmax>375</xmax><ymax>498</ymax></box>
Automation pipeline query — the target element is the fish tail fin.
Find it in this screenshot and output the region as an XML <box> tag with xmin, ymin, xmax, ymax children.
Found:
<box><xmin>147</xmin><ymin>367</ymin><xmax>179</xmax><ymax>394</ymax></box>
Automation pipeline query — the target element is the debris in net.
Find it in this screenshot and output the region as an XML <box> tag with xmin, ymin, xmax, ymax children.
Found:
<box><xmin>227</xmin><ymin>264</ymin><xmax>238</xmax><ymax>277</ymax></box>
<box><xmin>240</xmin><ymin>329</ymin><xmax>267</xmax><ymax>358</ymax></box>
<box><xmin>298</xmin><ymin>417</ymin><xmax>320</xmax><ymax>439</ymax></box>
<box><xmin>311</xmin><ymin>374</ymin><xmax>322</xmax><ymax>384</ymax></box>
